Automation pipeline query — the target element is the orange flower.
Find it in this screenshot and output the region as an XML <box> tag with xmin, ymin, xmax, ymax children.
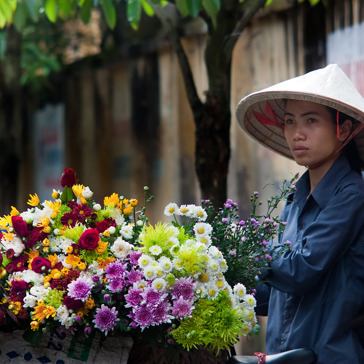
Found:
<box><xmin>65</xmin><ymin>254</ymin><xmax>81</xmax><ymax>268</ymax></box>
<box><xmin>104</xmin><ymin>193</ymin><xmax>119</xmax><ymax>207</ymax></box>
<box><xmin>32</xmin><ymin>301</ymin><xmax>56</xmax><ymax>323</ymax></box>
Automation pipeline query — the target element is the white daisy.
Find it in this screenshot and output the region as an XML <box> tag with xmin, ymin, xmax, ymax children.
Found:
<box><xmin>193</xmin><ymin>206</ymin><xmax>207</xmax><ymax>221</ymax></box>
<box><xmin>164</xmin><ymin>203</ymin><xmax>179</xmax><ymax>216</ymax></box>
<box><xmin>152</xmin><ymin>278</ymin><xmax>167</xmax><ymax>291</ymax></box>
<box><xmin>194</xmin><ymin>222</ymin><xmax>212</xmax><ymax>236</ymax></box>
<box><xmin>233</xmin><ymin>283</ymin><xmax>247</xmax><ymax>298</ymax></box>
<box><xmin>243</xmin><ymin>294</ymin><xmax>257</xmax><ymax>308</ymax></box>
<box><xmin>149</xmin><ymin>245</ymin><xmax>162</xmax><ymax>256</ymax></box>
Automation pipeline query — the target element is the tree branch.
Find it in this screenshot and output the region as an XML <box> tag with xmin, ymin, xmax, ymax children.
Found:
<box><xmin>224</xmin><ymin>0</ymin><xmax>266</xmax><ymax>58</ymax></box>
<box><xmin>148</xmin><ymin>2</ymin><xmax>204</xmax><ymax>116</ymax></box>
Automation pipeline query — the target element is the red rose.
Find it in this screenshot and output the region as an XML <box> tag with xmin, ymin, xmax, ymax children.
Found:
<box><xmin>63</xmin><ymin>295</ymin><xmax>83</xmax><ymax>310</ymax></box>
<box><xmin>31</xmin><ymin>257</ymin><xmax>51</xmax><ymax>273</ymax></box>
<box><xmin>79</xmin><ymin>229</ymin><xmax>100</xmax><ymax>250</ymax></box>
<box><xmin>96</xmin><ymin>220</ymin><xmax>110</xmax><ymax>233</ymax></box>
<box><xmin>60</xmin><ymin>168</ymin><xmax>77</xmax><ymax>188</ymax></box>
<box><xmin>11</xmin><ymin>216</ymin><xmax>28</xmax><ymax>236</ymax></box>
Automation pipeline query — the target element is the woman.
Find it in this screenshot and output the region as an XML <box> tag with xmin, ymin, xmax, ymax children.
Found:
<box><xmin>235</xmin><ymin>64</ymin><xmax>364</xmax><ymax>363</ymax></box>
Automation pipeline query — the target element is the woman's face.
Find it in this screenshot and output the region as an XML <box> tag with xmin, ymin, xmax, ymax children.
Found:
<box><xmin>283</xmin><ymin>100</ymin><xmax>342</xmax><ymax>168</ymax></box>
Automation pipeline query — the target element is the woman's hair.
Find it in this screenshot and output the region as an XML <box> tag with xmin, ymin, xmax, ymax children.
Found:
<box><xmin>327</xmin><ymin>107</ymin><xmax>362</xmax><ymax>174</ymax></box>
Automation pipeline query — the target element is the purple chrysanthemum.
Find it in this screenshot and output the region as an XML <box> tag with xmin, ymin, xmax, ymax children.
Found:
<box><xmin>107</xmin><ymin>277</ymin><xmax>126</xmax><ymax>293</ymax></box>
<box><xmin>92</xmin><ymin>304</ymin><xmax>120</xmax><ymax>335</ymax></box>
<box><xmin>172</xmin><ymin>296</ymin><xmax>194</xmax><ymax>319</ymax></box>
<box><xmin>171</xmin><ymin>277</ymin><xmax>196</xmax><ymax>301</ymax></box>
<box><xmin>67</xmin><ymin>276</ymin><xmax>93</xmax><ymax>301</ymax></box>
<box><xmin>133</xmin><ymin>304</ymin><xmax>154</xmax><ymax>329</ymax></box>
<box><xmin>129</xmin><ymin>251</ymin><xmax>142</xmax><ymax>266</ymax></box>
<box><xmin>126</xmin><ymin>269</ymin><xmax>144</xmax><ymax>284</ymax></box>
<box><xmin>125</xmin><ymin>287</ymin><xmax>143</xmax><ymax>307</ymax></box>
<box><xmin>105</xmin><ymin>260</ymin><xmax>127</xmax><ymax>279</ymax></box>
<box><xmin>142</xmin><ymin>287</ymin><xmax>164</xmax><ymax>304</ymax></box>
<box><xmin>152</xmin><ymin>299</ymin><xmax>172</xmax><ymax>325</ymax></box>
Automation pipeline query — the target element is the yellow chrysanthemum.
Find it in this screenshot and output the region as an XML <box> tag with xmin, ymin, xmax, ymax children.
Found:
<box><xmin>2</xmin><ymin>231</ymin><xmax>15</xmax><ymax>240</ymax></box>
<box><xmin>30</xmin><ymin>321</ymin><xmax>39</xmax><ymax>331</ymax></box>
<box><xmin>51</xmin><ymin>190</ymin><xmax>59</xmax><ymax>199</ymax></box>
<box><xmin>65</xmin><ymin>254</ymin><xmax>81</xmax><ymax>268</ymax></box>
<box><xmin>25</xmin><ymin>250</ymin><xmax>40</xmax><ymax>269</ymax></box>
<box><xmin>47</xmin><ymin>254</ymin><xmax>58</xmax><ymax>267</ymax></box>
<box><xmin>9</xmin><ymin>301</ymin><xmax>21</xmax><ymax>314</ymax></box>
<box><xmin>85</xmin><ymin>298</ymin><xmax>95</xmax><ymax>309</ymax></box>
<box><xmin>130</xmin><ymin>199</ymin><xmax>138</xmax><ymax>207</ymax></box>
<box><xmin>38</xmin><ymin>216</ymin><xmax>51</xmax><ymax>233</ymax></box>
<box><xmin>119</xmin><ymin>199</ymin><xmax>132</xmax><ymax>215</ymax></box>
<box><xmin>0</xmin><ymin>215</ymin><xmax>11</xmax><ymax>232</ymax></box>
<box><xmin>10</xmin><ymin>206</ymin><xmax>19</xmax><ymax>216</ymax></box>
<box><xmin>78</xmin><ymin>262</ymin><xmax>86</xmax><ymax>270</ymax></box>
<box><xmin>96</xmin><ymin>241</ymin><xmax>108</xmax><ymax>254</ymax></box>
<box><xmin>97</xmin><ymin>257</ymin><xmax>115</xmax><ymax>269</ymax></box>
<box><xmin>27</xmin><ymin>193</ymin><xmax>40</xmax><ymax>207</ymax></box>
<box><xmin>32</xmin><ymin>301</ymin><xmax>56</xmax><ymax>322</ymax></box>
<box><xmin>45</xmin><ymin>200</ymin><xmax>61</xmax><ymax>218</ymax></box>
<box><xmin>104</xmin><ymin>193</ymin><xmax>119</xmax><ymax>207</ymax></box>
<box><xmin>72</xmin><ymin>184</ymin><xmax>85</xmax><ymax>198</ymax></box>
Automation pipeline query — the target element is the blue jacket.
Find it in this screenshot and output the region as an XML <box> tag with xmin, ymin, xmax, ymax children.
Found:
<box><xmin>264</xmin><ymin>155</ymin><xmax>364</xmax><ymax>363</ymax></box>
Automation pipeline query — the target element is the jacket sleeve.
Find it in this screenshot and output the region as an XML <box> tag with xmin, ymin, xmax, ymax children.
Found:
<box><xmin>266</xmin><ymin>187</ymin><xmax>364</xmax><ymax>295</ymax></box>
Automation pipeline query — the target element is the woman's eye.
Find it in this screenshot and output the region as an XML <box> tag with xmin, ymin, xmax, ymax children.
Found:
<box><xmin>284</xmin><ymin>118</ymin><xmax>293</xmax><ymax>125</ymax></box>
<box><xmin>307</xmin><ymin>118</ymin><xmax>317</xmax><ymax>124</ymax></box>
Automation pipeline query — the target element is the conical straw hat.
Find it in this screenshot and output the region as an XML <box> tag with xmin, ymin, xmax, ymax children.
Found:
<box><xmin>235</xmin><ymin>64</ymin><xmax>364</xmax><ymax>166</ymax></box>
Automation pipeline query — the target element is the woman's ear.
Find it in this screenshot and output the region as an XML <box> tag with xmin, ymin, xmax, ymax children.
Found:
<box><xmin>339</xmin><ymin>119</ymin><xmax>353</xmax><ymax>141</ymax></box>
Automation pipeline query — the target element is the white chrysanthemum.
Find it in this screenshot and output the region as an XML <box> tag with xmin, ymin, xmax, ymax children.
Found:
<box><xmin>93</xmin><ymin>203</ymin><xmax>101</xmax><ymax>211</ymax></box>
<box><xmin>29</xmin><ymin>285</ymin><xmax>50</xmax><ymax>300</ymax></box>
<box><xmin>193</xmin><ymin>206</ymin><xmax>208</xmax><ymax>221</ymax></box>
<box><xmin>2</xmin><ymin>236</ymin><xmax>25</xmax><ymax>257</ymax></box>
<box><xmin>120</xmin><ymin>225</ymin><xmax>133</xmax><ymax>240</ymax></box>
<box><xmin>133</xmin><ymin>280</ymin><xmax>148</xmax><ymax>290</ymax></box>
<box><xmin>138</xmin><ymin>254</ymin><xmax>154</xmax><ymax>268</ymax></box>
<box><xmin>55</xmin><ymin>306</ymin><xmax>74</xmax><ymax>328</ymax></box>
<box><xmin>167</xmin><ymin>236</ymin><xmax>180</xmax><ymax>249</ymax></box>
<box><xmin>164</xmin><ymin>203</ymin><xmax>179</xmax><ymax>216</ymax></box>
<box><xmin>219</xmin><ymin>259</ymin><xmax>228</xmax><ymax>272</ymax></box>
<box><xmin>207</xmin><ymin>259</ymin><xmax>220</xmax><ymax>272</ymax></box>
<box><xmin>178</xmin><ymin>204</ymin><xmax>195</xmax><ymax>217</ymax></box>
<box><xmin>110</xmin><ymin>237</ymin><xmax>133</xmax><ymax>259</ymax></box>
<box><xmin>196</xmin><ymin>234</ymin><xmax>212</xmax><ymax>247</ymax></box>
<box><xmin>113</xmin><ymin>211</ymin><xmax>125</xmax><ymax>226</ymax></box>
<box><xmin>158</xmin><ymin>256</ymin><xmax>173</xmax><ymax>273</ymax></box>
<box><xmin>148</xmin><ymin>245</ymin><xmax>162</xmax><ymax>256</ymax></box>
<box><xmin>193</xmin><ymin>222</ymin><xmax>212</xmax><ymax>236</ymax></box>
<box><xmin>143</xmin><ymin>266</ymin><xmax>158</xmax><ymax>280</ymax></box>
<box><xmin>173</xmin><ymin>258</ymin><xmax>184</xmax><ymax>270</ymax></box>
<box><xmin>48</xmin><ymin>237</ymin><xmax>63</xmax><ymax>253</ymax></box>
<box><xmin>169</xmin><ymin>226</ymin><xmax>180</xmax><ymax>237</ymax></box>
<box><xmin>58</xmin><ymin>237</ymin><xmax>75</xmax><ymax>255</ymax></box>
<box><xmin>88</xmin><ymin>261</ymin><xmax>104</xmax><ymax>277</ymax></box>
<box><xmin>208</xmin><ymin>246</ymin><xmax>223</xmax><ymax>260</ymax></box>
<box><xmin>213</xmin><ymin>277</ymin><xmax>227</xmax><ymax>291</ymax></box>
<box><xmin>233</xmin><ymin>283</ymin><xmax>247</xmax><ymax>298</ymax></box>
<box><xmin>242</xmin><ymin>307</ymin><xmax>256</xmax><ymax>322</ymax></box>
<box><xmin>23</xmin><ymin>293</ymin><xmax>38</xmax><ymax>308</ymax></box>
<box><xmin>108</xmin><ymin>226</ymin><xmax>116</xmax><ymax>235</ymax></box>
<box><xmin>82</xmin><ymin>186</ymin><xmax>93</xmax><ymax>199</ymax></box>
<box><xmin>152</xmin><ymin>278</ymin><xmax>167</xmax><ymax>291</ymax></box>
<box><xmin>206</xmin><ymin>284</ymin><xmax>218</xmax><ymax>299</ymax></box>
<box><xmin>243</xmin><ymin>294</ymin><xmax>257</xmax><ymax>308</ymax></box>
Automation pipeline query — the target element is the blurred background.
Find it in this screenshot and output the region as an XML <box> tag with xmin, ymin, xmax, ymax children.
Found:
<box><xmin>0</xmin><ymin>0</ymin><xmax>363</xmax><ymax>355</ymax></box>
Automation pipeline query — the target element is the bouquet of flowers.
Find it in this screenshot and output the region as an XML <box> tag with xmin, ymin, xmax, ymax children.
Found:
<box><xmin>0</xmin><ymin>168</ymin><xmax>297</xmax><ymax>355</ymax></box>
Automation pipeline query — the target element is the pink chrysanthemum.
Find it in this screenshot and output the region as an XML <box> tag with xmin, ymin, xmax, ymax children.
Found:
<box><xmin>128</xmin><ymin>251</ymin><xmax>142</xmax><ymax>266</ymax></box>
<box><xmin>171</xmin><ymin>277</ymin><xmax>196</xmax><ymax>301</ymax></box>
<box><xmin>133</xmin><ymin>304</ymin><xmax>154</xmax><ymax>329</ymax></box>
<box><xmin>172</xmin><ymin>296</ymin><xmax>194</xmax><ymax>319</ymax></box>
<box><xmin>126</xmin><ymin>269</ymin><xmax>143</xmax><ymax>284</ymax></box>
<box><xmin>107</xmin><ymin>278</ymin><xmax>126</xmax><ymax>293</ymax></box>
<box><xmin>92</xmin><ymin>304</ymin><xmax>120</xmax><ymax>335</ymax></box>
<box><xmin>152</xmin><ymin>299</ymin><xmax>172</xmax><ymax>325</ymax></box>
<box><xmin>125</xmin><ymin>287</ymin><xmax>143</xmax><ymax>308</ymax></box>
<box><xmin>105</xmin><ymin>260</ymin><xmax>127</xmax><ymax>279</ymax></box>
<box><xmin>67</xmin><ymin>276</ymin><xmax>93</xmax><ymax>301</ymax></box>
<box><xmin>142</xmin><ymin>287</ymin><xmax>164</xmax><ymax>304</ymax></box>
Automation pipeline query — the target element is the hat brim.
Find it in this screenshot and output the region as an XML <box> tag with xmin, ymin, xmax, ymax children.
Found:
<box><xmin>235</xmin><ymin>65</ymin><xmax>364</xmax><ymax>166</ymax></box>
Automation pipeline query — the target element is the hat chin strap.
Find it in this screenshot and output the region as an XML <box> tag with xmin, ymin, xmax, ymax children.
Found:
<box><xmin>308</xmin><ymin>123</ymin><xmax>364</xmax><ymax>170</ymax></box>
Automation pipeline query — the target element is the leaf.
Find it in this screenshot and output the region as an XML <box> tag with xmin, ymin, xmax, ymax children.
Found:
<box><xmin>12</xmin><ymin>2</ymin><xmax>28</xmax><ymax>30</ymax></box>
<box><xmin>59</xmin><ymin>0</ymin><xmax>73</xmax><ymax>16</ymax></box>
<box><xmin>102</xmin><ymin>0</ymin><xmax>116</xmax><ymax>29</ymax></box>
<box><xmin>23</xmin><ymin>0</ymin><xmax>40</xmax><ymax>22</ymax></box>
<box><xmin>0</xmin><ymin>0</ymin><xmax>14</xmax><ymax>22</ymax></box>
<box><xmin>175</xmin><ymin>0</ymin><xmax>189</xmax><ymax>17</ymax></box>
<box><xmin>202</xmin><ymin>0</ymin><xmax>220</xmax><ymax>27</ymax></box>
<box><xmin>81</xmin><ymin>0</ymin><xmax>92</xmax><ymax>24</ymax></box>
<box><xmin>61</xmin><ymin>186</ymin><xmax>74</xmax><ymax>204</ymax></box>
<box><xmin>141</xmin><ymin>0</ymin><xmax>154</xmax><ymax>17</ymax></box>
<box><xmin>127</xmin><ymin>0</ymin><xmax>141</xmax><ymax>30</ymax></box>
<box><xmin>0</xmin><ymin>12</ymin><xmax>7</xmax><ymax>28</ymax></box>
<box><xmin>23</xmin><ymin>328</ymin><xmax>44</xmax><ymax>346</ymax></box>
<box><xmin>45</xmin><ymin>0</ymin><xmax>58</xmax><ymax>23</ymax></box>
<box><xmin>186</xmin><ymin>0</ymin><xmax>202</xmax><ymax>17</ymax></box>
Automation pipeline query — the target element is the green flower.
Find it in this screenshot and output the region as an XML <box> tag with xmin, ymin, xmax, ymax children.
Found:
<box><xmin>44</xmin><ymin>289</ymin><xmax>65</xmax><ymax>309</ymax></box>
